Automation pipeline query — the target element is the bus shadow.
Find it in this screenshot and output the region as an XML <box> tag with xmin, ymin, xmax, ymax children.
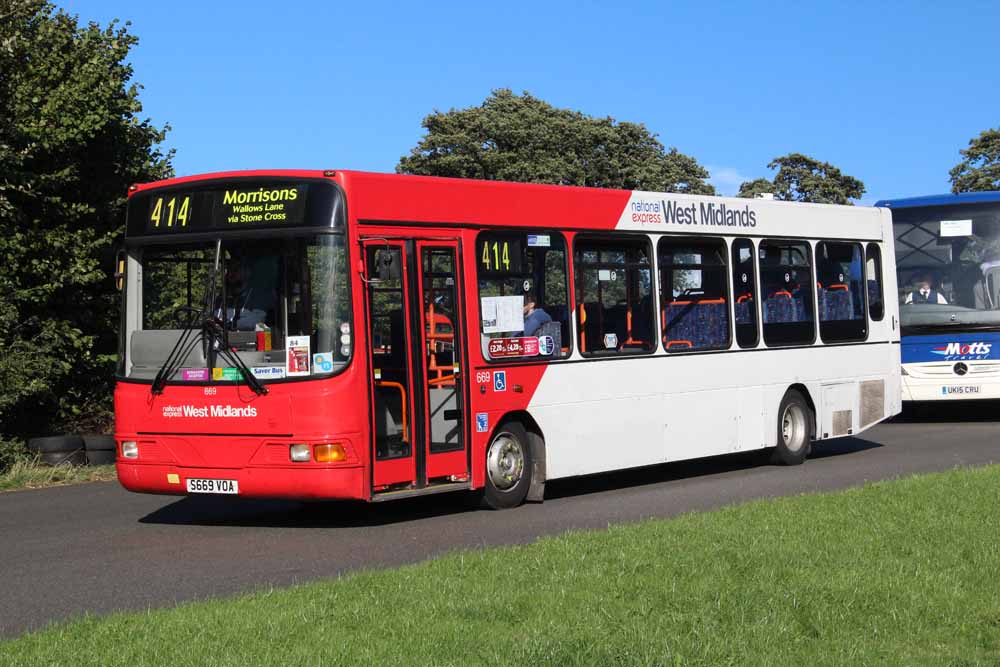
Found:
<box><xmin>891</xmin><ymin>401</ymin><xmax>1000</xmax><ymax>423</ymax></box>
<box><xmin>544</xmin><ymin>435</ymin><xmax>882</xmax><ymax>500</ymax></box>
<box><xmin>138</xmin><ymin>436</ymin><xmax>881</xmax><ymax>528</ymax></box>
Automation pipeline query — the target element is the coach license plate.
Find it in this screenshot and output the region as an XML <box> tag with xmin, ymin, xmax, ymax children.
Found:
<box><xmin>942</xmin><ymin>385</ymin><xmax>981</xmax><ymax>397</ymax></box>
<box><xmin>185</xmin><ymin>478</ymin><xmax>238</xmax><ymax>494</ymax></box>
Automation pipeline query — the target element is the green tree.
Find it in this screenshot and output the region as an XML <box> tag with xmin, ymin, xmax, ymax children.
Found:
<box><xmin>0</xmin><ymin>1</ymin><xmax>172</xmax><ymax>455</ymax></box>
<box><xmin>737</xmin><ymin>153</ymin><xmax>865</xmax><ymax>205</ymax></box>
<box><xmin>398</xmin><ymin>89</ymin><xmax>715</xmax><ymax>194</ymax></box>
<box><xmin>736</xmin><ymin>177</ymin><xmax>776</xmax><ymax>199</ymax></box>
<box><xmin>950</xmin><ymin>128</ymin><xmax>1000</xmax><ymax>193</ymax></box>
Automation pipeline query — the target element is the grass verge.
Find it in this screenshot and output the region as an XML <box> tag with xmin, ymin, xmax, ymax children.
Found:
<box><xmin>3</xmin><ymin>466</ymin><xmax>1000</xmax><ymax>665</ymax></box>
<box><xmin>0</xmin><ymin>460</ymin><xmax>117</xmax><ymax>492</ymax></box>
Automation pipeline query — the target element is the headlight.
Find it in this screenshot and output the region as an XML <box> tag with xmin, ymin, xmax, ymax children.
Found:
<box><xmin>121</xmin><ymin>441</ymin><xmax>138</xmax><ymax>458</ymax></box>
<box><xmin>289</xmin><ymin>444</ymin><xmax>310</xmax><ymax>462</ymax></box>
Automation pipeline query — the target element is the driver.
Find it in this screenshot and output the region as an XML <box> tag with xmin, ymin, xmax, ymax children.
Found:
<box><xmin>905</xmin><ymin>271</ymin><xmax>948</xmax><ymax>304</ymax></box>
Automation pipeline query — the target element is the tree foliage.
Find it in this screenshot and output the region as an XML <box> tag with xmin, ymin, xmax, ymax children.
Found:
<box><xmin>950</xmin><ymin>128</ymin><xmax>1000</xmax><ymax>193</ymax></box>
<box><xmin>0</xmin><ymin>1</ymin><xmax>172</xmax><ymax>451</ymax></box>
<box><xmin>398</xmin><ymin>89</ymin><xmax>715</xmax><ymax>194</ymax></box>
<box><xmin>736</xmin><ymin>177</ymin><xmax>775</xmax><ymax>200</ymax></box>
<box><xmin>737</xmin><ymin>153</ymin><xmax>865</xmax><ymax>205</ymax></box>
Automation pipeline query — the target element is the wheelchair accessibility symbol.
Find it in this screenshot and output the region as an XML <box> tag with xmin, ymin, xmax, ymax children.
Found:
<box><xmin>493</xmin><ymin>370</ymin><xmax>507</xmax><ymax>392</ymax></box>
<box><xmin>313</xmin><ymin>352</ymin><xmax>334</xmax><ymax>373</ymax></box>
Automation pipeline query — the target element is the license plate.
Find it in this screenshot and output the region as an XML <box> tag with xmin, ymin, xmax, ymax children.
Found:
<box><xmin>941</xmin><ymin>385</ymin><xmax>981</xmax><ymax>396</ymax></box>
<box><xmin>185</xmin><ymin>478</ymin><xmax>239</xmax><ymax>494</ymax></box>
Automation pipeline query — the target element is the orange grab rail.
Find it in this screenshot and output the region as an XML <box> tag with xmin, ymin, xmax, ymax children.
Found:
<box><xmin>374</xmin><ymin>380</ymin><xmax>408</xmax><ymax>442</ymax></box>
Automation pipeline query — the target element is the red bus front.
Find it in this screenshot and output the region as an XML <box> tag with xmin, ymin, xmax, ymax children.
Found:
<box><xmin>115</xmin><ymin>172</ymin><xmax>370</xmax><ymax>500</ymax></box>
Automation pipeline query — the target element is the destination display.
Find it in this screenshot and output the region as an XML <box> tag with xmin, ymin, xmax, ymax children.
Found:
<box><xmin>125</xmin><ymin>180</ymin><xmax>341</xmax><ymax>237</ymax></box>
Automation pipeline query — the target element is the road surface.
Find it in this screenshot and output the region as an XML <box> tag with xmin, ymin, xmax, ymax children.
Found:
<box><xmin>0</xmin><ymin>414</ymin><xmax>995</xmax><ymax>638</ymax></box>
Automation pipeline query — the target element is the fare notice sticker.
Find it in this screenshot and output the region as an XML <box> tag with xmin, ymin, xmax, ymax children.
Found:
<box><xmin>488</xmin><ymin>337</ymin><xmax>539</xmax><ymax>358</ymax></box>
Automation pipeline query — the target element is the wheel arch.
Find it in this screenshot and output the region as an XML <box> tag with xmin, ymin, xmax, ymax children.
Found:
<box><xmin>493</xmin><ymin>409</ymin><xmax>546</xmax><ymax>503</ymax></box>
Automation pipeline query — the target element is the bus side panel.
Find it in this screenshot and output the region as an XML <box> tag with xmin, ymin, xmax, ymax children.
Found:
<box><xmin>880</xmin><ymin>208</ymin><xmax>903</xmax><ymax>416</ymax></box>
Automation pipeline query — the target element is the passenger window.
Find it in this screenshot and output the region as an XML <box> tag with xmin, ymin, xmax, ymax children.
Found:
<box><xmin>816</xmin><ymin>242</ymin><xmax>867</xmax><ymax>342</ymax></box>
<box><xmin>658</xmin><ymin>238</ymin><xmax>730</xmax><ymax>352</ymax></box>
<box><xmin>731</xmin><ymin>239</ymin><xmax>759</xmax><ymax>348</ymax></box>
<box><xmin>574</xmin><ymin>237</ymin><xmax>655</xmax><ymax>355</ymax></box>
<box><xmin>758</xmin><ymin>240</ymin><xmax>815</xmax><ymax>346</ymax></box>
<box><xmin>866</xmin><ymin>243</ymin><xmax>885</xmax><ymax>321</ymax></box>
<box><xmin>476</xmin><ymin>232</ymin><xmax>569</xmax><ymax>360</ymax></box>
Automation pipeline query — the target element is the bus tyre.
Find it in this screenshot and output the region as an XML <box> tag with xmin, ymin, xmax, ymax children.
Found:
<box><xmin>482</xmin><ymin>421</ymin><xmax>533</xmax><ymax>510</ymax></box>
<box><xmin>772</xmin><ymin>390</ymin><xmax>812</xmax><ymax>466</ymax></box>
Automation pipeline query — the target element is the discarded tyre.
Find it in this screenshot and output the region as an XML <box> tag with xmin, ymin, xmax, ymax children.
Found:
<box><xmin>40</xmin><ymin>450</ymin><xmax>87</xmax><ymax>466</ymax></box>
<box><xmin>82</xmin><ymin>434</ymin><xmax>116</xmax><ymax>452</ymax></box>
<box><xmin>27</xmin><ymin>435</ymin><xmax>85</xmax><ymax>455</ymax></box>
<box><xmin>85</xmin><ymin>449</ymin><xmax>116</xmax><ymax>466</ymax></box>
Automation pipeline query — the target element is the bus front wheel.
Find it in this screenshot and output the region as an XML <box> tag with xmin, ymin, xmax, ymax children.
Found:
<box><xmin>481</xmin><ymin>420</ymin><xmax>533</xmax><ymax>510</ymax></box>
<box><xmin>771</xmin><ymin>390</ymin><xmax>812</xmax><ymax>465</ymax></box>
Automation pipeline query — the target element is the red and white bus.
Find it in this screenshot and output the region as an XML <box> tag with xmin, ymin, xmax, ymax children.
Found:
<box><xmin>114</xmin><ymin>170</ymin><xmax>901</xmax><ymax>508</ymax></box>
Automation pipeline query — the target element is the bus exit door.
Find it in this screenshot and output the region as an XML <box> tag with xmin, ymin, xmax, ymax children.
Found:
<box><xmin>362</xmin><ymin>238</ymin><xmax>469</xmax><ymax>496</ymax></box>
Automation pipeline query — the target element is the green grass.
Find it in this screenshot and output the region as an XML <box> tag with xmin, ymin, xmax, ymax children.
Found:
<box><xmin>0</xmin><ymin>460</ymin><xmax>117</xmax><ymax>492</ymax></box>
<box><xmin>4</xmin><ymin>466</ymin><xmax>1000</xmax><ymax>666</ymax></box>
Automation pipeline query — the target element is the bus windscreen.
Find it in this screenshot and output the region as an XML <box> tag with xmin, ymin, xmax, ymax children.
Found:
<box><xmin>893</xmin><ymin>201</ymin><xmax>1000</xmax><ymax>333</ymax></box>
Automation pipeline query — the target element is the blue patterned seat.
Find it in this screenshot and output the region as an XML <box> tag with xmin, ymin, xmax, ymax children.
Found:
<box><xmin>763</xmin><ymin>291</ymin><xmax>795</xmax><ymax>324</ymax></box>
<box><xmin>664</xmin><ymin>300</ymin><xmax>729</xmax><ymax>350</ymax></box>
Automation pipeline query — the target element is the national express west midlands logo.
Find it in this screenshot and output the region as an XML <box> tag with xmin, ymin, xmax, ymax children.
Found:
<box><xmin>629</xmin><ymin>199</ymin><xmax>758</xmax><ymax>228</ymax></box>
<box><xmin>161</xmin><ymin>405</ymin><xmax>259</xmax><ymax>418</ymax></box>
<box><xmin>930</xmin><ymin>342</ymin><xmax>993</xmax><ymax>360</ymax></box>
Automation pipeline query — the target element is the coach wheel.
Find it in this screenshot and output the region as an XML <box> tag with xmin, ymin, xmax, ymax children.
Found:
<box><xmin>772</xmin><ymin>390</ymin><xmax>812</xmax><ymax>466</ymax></box>
<box><xmin>482</xmin><ymin>420</ymin><xmax>532</xmax><ymax>510</ymax></box>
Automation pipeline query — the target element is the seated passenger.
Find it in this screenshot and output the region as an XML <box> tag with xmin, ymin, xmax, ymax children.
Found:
<box><xmin>905</xmin><ymin>271</ymin><xmax>948</xmax><ymax>304</ymax></box>
<box><xmin>522</xmin><ymin>293</ymin><xmax>552</xmax><ymax>337</ymax></box>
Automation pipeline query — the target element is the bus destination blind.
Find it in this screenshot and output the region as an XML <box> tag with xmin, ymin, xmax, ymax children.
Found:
<box><xmin>138</xmin><ymin>184</ymin><xmax>309</xmax><ymax>234</ymax></box>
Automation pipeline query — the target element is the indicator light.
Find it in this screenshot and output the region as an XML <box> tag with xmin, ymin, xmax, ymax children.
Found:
<box><xmin>314</xmin><ymin>443</ymin><xmax>347</xmax><ymax>463</ymax></box>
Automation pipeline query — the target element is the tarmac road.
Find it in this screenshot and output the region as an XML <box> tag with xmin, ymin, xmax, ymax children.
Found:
<box><xmin>1</xmin><ymin>412</ymin><xmax>996</xmax><ymax>639</ymax></box>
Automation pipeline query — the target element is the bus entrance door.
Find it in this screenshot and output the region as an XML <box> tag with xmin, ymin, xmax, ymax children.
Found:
<box><xmin>363</xmin><ymin>239</ymin><xmax>469</xmax><ymax>496</ymax></box>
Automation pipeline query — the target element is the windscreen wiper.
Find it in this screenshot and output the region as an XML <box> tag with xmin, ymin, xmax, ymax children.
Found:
<box><xmin>152</xmin><ymin>241</ymin><xmax>220</xmax><ymax>395</ymax></box>
<box><xmin>151</xmin><ymin>241</ymin><xmax>267</xmax><ymax>396</ymax></box>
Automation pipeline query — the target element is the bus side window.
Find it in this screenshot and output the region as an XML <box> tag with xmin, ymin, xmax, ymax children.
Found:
<box><xmin>759</xmin><ymin>240</ymin><xmax>816</xmax><ymax>346</ymax></box>
<box><xmin>866</xmin><ymin>243</ymin><xmax>885</xmax><ymax>321</ymax></box>
<box><xmin>658</xmin><ymin>237</ymin><xmax>731</xmax><ymax>352</ymax></box>
<box><xmin>816</xmin><ymin>241</ymin><xmax>867</xmax><ymax>342</ymax></box>
<box><xmin>477</xmin><ymin>232</ymin><xmax>570</xmax><ymax>360</ymax></box>
<box><xmin>731</xmin><ymin>239</ymin><xmax>759</xmax><ymax>348</ymax></box>
<box><xmin>573</xmin><ymin>236</ymin><xmax>655</xmax><ymax>356</ymax></box>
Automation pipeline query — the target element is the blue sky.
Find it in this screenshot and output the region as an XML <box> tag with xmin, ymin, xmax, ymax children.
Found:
<box><xmin>64</xmin><ymin>1</ymin><xmax>1000</xmax><ymax>203</ymax></box>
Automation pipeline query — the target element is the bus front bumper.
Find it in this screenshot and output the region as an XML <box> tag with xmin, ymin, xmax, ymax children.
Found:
<box><xmin>902</xmin><ymin>375</ymin><xmax>1000</xmax><ymax>402</ymax></box>
<box><xmin>116</xmin><ymin>461</ymin><xmax>367</xmax><ymax>501</ymax></box>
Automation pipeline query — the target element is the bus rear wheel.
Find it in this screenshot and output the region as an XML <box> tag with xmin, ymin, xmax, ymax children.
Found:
<box><xmin>771</xmin><ymin>390</ymin><xmax>812</xmax><ymax>465</ymax></box>
<box><xmin>481</xmin><ymin>420</ymin><xmax>533</xmax><ymax>510</ymax></box>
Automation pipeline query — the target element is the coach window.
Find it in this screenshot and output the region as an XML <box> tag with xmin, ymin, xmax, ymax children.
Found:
<box><xmin>574</xmin><ymin>236</ymin><xmax>656</xmax><ymax>355</ymax></box>
<box><xmin>816</xmin><ymin>242</ymin><xmax>867</xmax><ymax>342</ymax></box>
<box><xmin>758</xmin><ymin>240</ymin><xmax>815</xmax><ymax>346</ymax></box>
<box><xmin>866</xmin><ymin>243</ymin><xmax>885</xmax><ymax>321</ymax></box>
<box><xmin>477</xmin><ymin>232</ymin><xmax>569</xmax><ymax>361</ymax></box>
<box><xmin>658</xmin><ymin>238</ymin><xmax>731</xmax><ymax>352</ymax></box>
<box><xmin>731</xmin><ymin>238</ymin><xmax>759</xmax><ymax>348</ymax></box>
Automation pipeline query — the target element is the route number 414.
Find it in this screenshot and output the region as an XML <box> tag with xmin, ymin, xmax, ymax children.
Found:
<box><xmin>150</xmin><ymin>195</ymin><xmax>191</xmax><ymax>228</ymax></box>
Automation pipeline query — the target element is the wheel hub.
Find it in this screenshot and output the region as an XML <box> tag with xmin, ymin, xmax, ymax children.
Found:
<box><xmin>781</xmin><ymin>403</ymin><xmax>806</xmax><ymax>452</ymax></box>
<box><xmin>487</xmin><ymin>434</ymin><xmax>524</xmax><ymax>491</ymax></box>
